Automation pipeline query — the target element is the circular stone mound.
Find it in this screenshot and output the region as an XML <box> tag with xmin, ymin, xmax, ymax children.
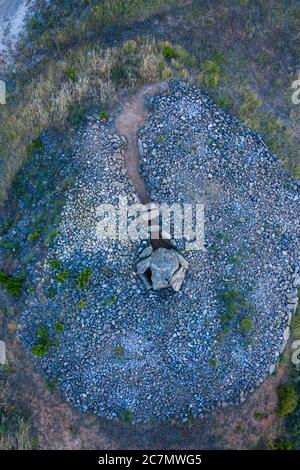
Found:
<box><xmin>20</xmin><ymin>81</ymin><xmax>300</xmax><ymax>423</ymax></box>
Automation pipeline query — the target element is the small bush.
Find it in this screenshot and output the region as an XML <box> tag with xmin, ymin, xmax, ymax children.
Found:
<box><xmin>45</xmin><ymin>377</ymin><xmax>58</xmax><ymax>392</ymax></box>
<box><xmin>219</xmin><ymin>288</ymin><xmax>248</xmax><ymax>325</ymax></box>
<box><xmin>118</xmin><ymin>409</ymin><xmax>134</xmax><ymax>424</ymax></box>
<box><xmin>229</xmin><ymin>254</ymin><xmax>241</xmax><ymax>264</ymax></box>
<box><xmin>163</xmin><ymin>46</ymin><xmax>176</xmax><ymax>59</ymax></box>
<box><xmin>238</xmin><ymin>317</ymin><xmax>253</xmax><ymax>335</ymax></box>
<box><xmin>54</xmin><ymin>271</ymin><xmax>69</xmax><ymax>284</ymax></box>
<box><xmin>78</xmin><ymin>299</ymin><xmax>87</xmax><ymax>309</ymax></box>
<box><xmin>76</xmin><ymin>268</ymin><xmax>92</xmax><ymax>290</ymax></box>
<box><xmin>276</xmin><ymin>384</ymin><xmax>298</xmax><ymax>417</ymax></box>
<box><xmin>269</xmin><ymin>438</ymin><xmax>295</xmax><ymax>450</ymax></box>
<box><xmin>0</xmin><ymin>271</ymin><xmax>24</xmax><ymax>296</ymax></box>
<box><xmin>101</xmin><ymin>295</ymin><xmax>117</xmax><ymax>307</ymax></box>
<box><xmin>44</xmin><ymin>230</ymin><xmax>58</xmax><ymax>247</ymax></box>
<box><xmin>31</xmin><ymin>326</ymin><xmax>54</xmax><ymax>357</ymax></box>
<box><xmin>65</xmin><ymin>67</ymin><xmax>76</xmax><ymax>80</ymax></box>
<box><xmin>29</xmin><ymin>138</ymin><xmax>43</xmax><ymax>153</ymax></box>
<box><xmin>209</xmin><ymin>358</ymin><xmax>217</xmax><ymax>368</ymax></box>
<box><xmin>31</xmin><ymin>343</ymin><xmax>47</xmax><ymax>357</ymax></box>
<box><xmin>48</xmin><ymin>258</ymin><xmax>62</xmax><ymax>270</ymax></box>
<box><xmin>216</xmin><ymin>94</ymin><xmax>232</xmax><ymax>109</ymax></box>
<box><xmin>115</xmin><ymin>344</ymin><xmax>124</xmax><ymax>357</ymax></box>
<box><xmin>254</xmin><ymin>411</ymin><xmax>263</xmax><ymax>421</ymax></box>
<box><xmin>99</xmin><ymin>111</ymin><xmax>108</xmax><ymax>120</ymax></box>
<box><xmin>28</xmin><ymin>231</ymin><xmax>41</xmax><ymax>241</ymax></box>
<box><xmin>69</xmin><ymin>106</ymin><xmax>86</xmax><ymax>127</ymax></box>
<box><xmin>54</xmin><ymin>321</ymin><xmax>64</xmax><ymax>333</ymax></box>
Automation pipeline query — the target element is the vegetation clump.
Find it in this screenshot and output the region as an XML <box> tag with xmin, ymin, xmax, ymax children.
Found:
<box><xmin>0</xmin><ymin>271</ymin><xmax>24</xmax><ymax>296</ymax></box>
<box><xmin>238</xmin><ymin>317</ymin><xmax>253</xmax><ymax>335</ymax></box>
<box><xmin>76</xmin><ymin>269</ymin><xmax>92</xmax><ymax>290</ymax></box>
<box><xmin>31</xmin><ymin>327</ymin><xmax>52</xmax><ymax>357</ymax></box>
<box><xmin>54</xmin><ymin>271</ymin><xmax>69</xmax><ymax>284</ymax></box>
<box><xmin>276</xmin><ymin>383</ymin><xmax>298</xmax><ymax>417</ymax></box>
<box><xmin>118</xmin><ymin>409</ymin><xmax>134</xmax><ymax>424</ymax></box>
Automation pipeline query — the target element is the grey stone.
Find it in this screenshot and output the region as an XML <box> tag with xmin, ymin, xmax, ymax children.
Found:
<box><xmin>170</xmin><ymin>266</ymin><xmax>187</xmax><ymax>292</ymax></box>
<box><xmin>287</xmin><ymin>289</ymin><xmax>298</xmax><ymax>300</ymax></box>
<box><xmin>139</xmin><ymin>245</ymin><xmax>153</xmax><ymax>259</ymax></box>
<box><xmin>136</xmin><ymin>256</ymin><xmax>151</xmax><ymax>274</ymax></box>
<box><xmin>172</xmin><ymin>250</ymin><xmax>189</xmax><ymax>269</ymax></box>
<box><xmin>269</xmin><ymin>364</ymin><xmax>276</xmax><ymax>374</ymax></box>
<box><xmin>138</xmin><ymin>139</ymin><xmax>144</xmax><ymax>158</ymax></box>
<box><xmin>287</xmin><ymin>299</ymin><xmax>298</xmax><ymax>314</ymax></box>
<box><xmin>283</xmin><ymin>326</ymin><xmax>290</xmax><ymax>342</ymax></box>
<box><xmin>138</xmin><ymin>273</ymin><xmax>152</xmax><ymax>290</ymax></box>
<box><xmin>0</xmin><ymin>340</ymin><xmax>6</xmax><ymax>365</ymax></box>
<box><xmin>151</xmin><ymin>248</ymin><xmax>179</xmax><ymax>290</ymax></box>
<box><xmin>292</xmin><ymin>275</ymin><xmax>300</xmax><ymax>288</ymax></box>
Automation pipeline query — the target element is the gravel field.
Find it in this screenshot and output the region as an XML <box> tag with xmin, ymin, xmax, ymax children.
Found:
<box><xmin>19</xmin><ymin>81</ymin><xmax>300</xmax><ymax>423</ymax></box>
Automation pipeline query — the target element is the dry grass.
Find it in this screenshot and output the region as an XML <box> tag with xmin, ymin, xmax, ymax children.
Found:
<box><xmin>0</xmin><ymin>415</ymin><xmax>32</xmax><ymax>450</ymax></box>
<box><xmin>0</xmin><ymin>38</ymin><xmax>189</xmax><ymax>206</ymax></box>
<box><xmin>23</xmin><ymin>0</ymin><xmax>189</xmax><ymax>55</ymax></box>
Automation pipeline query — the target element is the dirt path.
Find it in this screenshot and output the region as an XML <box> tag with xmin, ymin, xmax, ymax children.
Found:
<box><xmin>115</xmin><ymin>81</ymin><xmax>169</xmax><ymax>205</ymax></box>
<box><xmin>115</xmin><ymin>81</ymin><xmax>174</xmax><ymax>250</ymax></box>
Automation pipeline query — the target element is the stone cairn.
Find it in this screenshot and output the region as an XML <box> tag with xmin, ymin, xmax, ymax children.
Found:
<box><xmin>137</xmin><ymin>245</ymin><xmax>189</xmax><ymax>291</ymax></box>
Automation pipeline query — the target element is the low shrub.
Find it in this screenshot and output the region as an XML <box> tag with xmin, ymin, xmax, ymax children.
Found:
<box><xmin>31</xmin><ymin>326</ymin><xmax>54</xmax><ymax>357</ymax></box>
<box><xmin>118</xmin><ymin>408</ymin><xmax>134</xmax><ymax>424</ymax></box>
<box><xmin>0</xmin><ymin>271</ymin><xmax>24</xmax><ymax>296</ymax></box>
<box><xmin>76</xmin><ymin>268</ymin><xmax>92</xmax><ymax>290</ymax></box>
<box><xmin>238</xmin><ymin>317</ymin><xmax>253</xmax><ymax>335</ymax></box>
<box><xmin>269</xmin><ymin>438</ymin><xmax>295</xmax><ymax>450</ymax></box>
<box><xmin>54</xmin><ymin>321</ymin><xmax>64</xmax><ymax>333</ymax></box>
<box><xmin>115</xmin><ymin>344</ymin><xmax>124</xmax><ymax>357</ymax></box>
<box><xmin>54</xmin><ymin>271</ymin><xmax>69</xmax><ymax>284</ymax></box>
<box><xmin>99</xmin><ymin>111</ymin><xmax>108</xmax><ymax>120</ymax></box>
<box><xmin>276</xmin><ymin>384</ymin><xmax>298</xmax><ymax>417</ymax></box>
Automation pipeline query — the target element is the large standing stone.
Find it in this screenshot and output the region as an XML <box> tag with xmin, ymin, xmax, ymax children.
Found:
<box><xmin>150</xmin><ymin>248</ymin><xmax>179</xmax><ymax>290</ymax></box>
